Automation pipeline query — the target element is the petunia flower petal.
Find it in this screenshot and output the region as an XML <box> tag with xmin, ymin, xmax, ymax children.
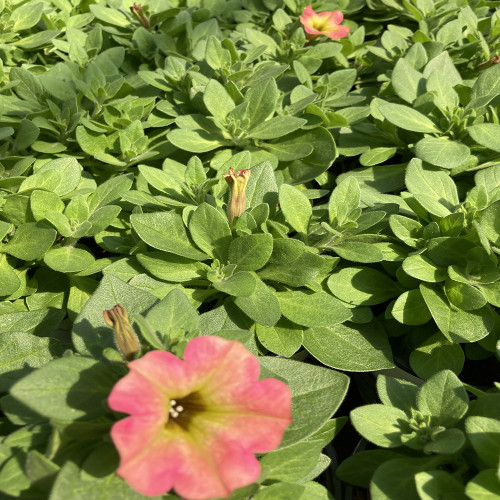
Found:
<box><xmin>199</xmin><ymin>378</ymin><xmax>292</xmax><ymax>452</ymax></box>
<box><xmin>173</xmin><ymin>434</ymin><xmax>261</xmax><ymax>500</ymax></box>
<box><xmin>108</xmin><ymin>369</ymin><xmax>165</xmax><ymax>417</ymax></box>
<box><xmin>184</xmin><ymin>336</ymin><xmax>260</xmax><ymax>400</ymax></box>
<box><xmin>325</xmin><ymin>10</ymin><xmax>344</xmax><ymax>24</ymax></box>
<box><xmin>114</xmin><ymin>423</ymin><xmax>182</xmax><ymax>496</ymax></box>
<box><xmin>327</xmin><ymin>25</ymin><xmax>351</xmax><ymax>39</ymax></box>
<box><xmin>302</xmin><ymin>4</ymin><xmax>314</xmax><ymax>17</ymax></box>
<box><xmin>302</xmin><ymin>25</ymin><xmax>324</xmax><ymax>35</ymax></box>
<box><xmin>130</xmin><ymin>350</ymin><xmax>197</xmax><ymax>397</ymax></box>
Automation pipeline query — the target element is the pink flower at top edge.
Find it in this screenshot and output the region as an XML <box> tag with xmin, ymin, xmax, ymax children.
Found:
<box><xmin>108</xmin><ymin>336</ymin><xmax>292</xmax><ymax>500</ymax></box>
<box><xmin>300</xmin><ymin>5</ymin><xmax>350</xmax><ymax>40</ymax></box>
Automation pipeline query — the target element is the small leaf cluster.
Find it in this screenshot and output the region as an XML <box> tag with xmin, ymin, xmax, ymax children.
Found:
<box><xmin>339</xmin><ymin>371</ymin><xmax>500</xmax><ymax>499</ymax></box>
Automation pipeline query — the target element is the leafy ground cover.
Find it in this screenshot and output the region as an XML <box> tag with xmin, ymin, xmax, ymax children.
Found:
<box><xmin>0</xmin><ymin>0</ymin><xmax>500</xmax><ymax>498</ymax></box>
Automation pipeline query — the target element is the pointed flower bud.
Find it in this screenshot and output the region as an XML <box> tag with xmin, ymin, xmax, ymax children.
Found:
<box><xmin>130</xmin><ymin>3</ymin><xmax>150</xmax><ymax>29</ymax></box>
<box><xmin>223</xmin><ymin>168</ymin><xmax>250</xmax><ymax>224</ymax></box>
<box><xmin>103</xmin><ymin>305</ymin><xmax>141</xmax><ymax>361</ymax></box>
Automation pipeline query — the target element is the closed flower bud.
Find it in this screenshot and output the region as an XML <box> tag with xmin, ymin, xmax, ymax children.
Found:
<box><xmin>223</xmin><ymin>168</ymin><xmax>250</xmax><ymax>224</ymax></box>
<box><xmin>130</xmin><ymin>3</ymin><xmax>150</xmax><ymax>29</ymax></box>
<box><xmin>103</xmin><ymin>305</ymin><xmax>141</xmax><ymax>361</ymax></box>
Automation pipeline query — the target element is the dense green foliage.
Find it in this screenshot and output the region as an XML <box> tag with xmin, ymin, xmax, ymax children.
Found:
<box><xmin>0</xmin><ymin>0</ymin><xmax>499</xmax><ymax>498</ymax></box>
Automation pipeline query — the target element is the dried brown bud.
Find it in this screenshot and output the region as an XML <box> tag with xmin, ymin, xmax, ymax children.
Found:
<box><xmin>130</xmin><ymin>3</ymin><xmax>150</xmax><ymax>29</ymax></box>
<box><xmin>223</xmin><ymin>168</ymin><xmax>250</xmax><ymax>224</ymax></box>
<box><xmin>103</xmin><ymin>304</ymin><xmax>141</xmax><ymax>361</ymax></box>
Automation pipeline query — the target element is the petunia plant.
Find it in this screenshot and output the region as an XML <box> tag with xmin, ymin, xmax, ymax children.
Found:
<box><xmin>0</xmin><ymin>0</ymin><xmax>499</xmax><ymax>498</ymax></box>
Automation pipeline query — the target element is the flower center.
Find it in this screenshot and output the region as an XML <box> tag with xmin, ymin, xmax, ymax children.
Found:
<box><xmin>166</xmin><ymin>393</ymin><xmax>207</xmax><ymax>429</ymax></box>
<box><xmin>169</xmin><ymin>400</ymin><xmax>184</xmax><ymax>419</ymax></box>
<box><xmin>311</xmin><ymin>15</ymin><xmax>329</xmax><ymax>31</ymax></box>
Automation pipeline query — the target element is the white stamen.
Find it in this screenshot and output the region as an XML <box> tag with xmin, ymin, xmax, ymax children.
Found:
<box><xmin>168</xmin><ymin>400</ymin><xmax>184</xmax><ymax>419</ymax></box>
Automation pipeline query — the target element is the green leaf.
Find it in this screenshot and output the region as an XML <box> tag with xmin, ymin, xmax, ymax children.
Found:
<box><xmin>203</xmin><ymin>79</ymin><xmax>235</xmax><ymax>122</ymax></box>
<box><xmin>420</xmin><ymin>283</ymin><xmax>494</xmax><ymax>343</ymax></box>
<box><xmin>213</xmin><ymin>272</ymin><xmax>256</xmax><ymax>297</ymax></box>
<box><xmin>417</xmin><ymin>370</ymin><xmax>468</xmax><ymax>427</ymax></box>
<box><xmin>389</xmin><ymin>215</ymin><xmax>423</xmax><ymax>247</ymax></box>
<box><xmin>327</xmin><ymin>267</ymin><xmax>401</xmax><ymax>306</ymax></box>
<box><xmin>279</xmin><ymin>184</ymin><xmax>312</xmax><ymax>234</ymax></box>
<box><xmin>259</xmin><ymin>357</ymin><xmax>349</xmax><ymax>447</ymax></box>
<box><xmin>256</xmin><ymin>319</ymin><xmax>303</xmax><ymax>357</ymax></box>
<box><xmin>11</xmin><ymin>3</ymin><xmax>43</xmax><ymax>30</ymax></box>
<box><xmin>445</xmin><ymin>279</ymin><xmax>487</xmax><ymax>310</ymax></box>
<box><xmin>423</xmin><ymin>428</ymin><xmax>466</xmax><ymax>454</ymax></box>
<box><xmin>145</xmin><ymin>289</ymin><xmax>199</xmax><ymax>340</ymax></box>
<box><xmin>253</xmin><ymin>483</ymin><xmax>305</xmax><ymax>500</ymax></box>
<box><xmin>245</xmin><ymin>78</ymin><xmax>279</xmax><ymax>129</ymax></box>
<box><xmin>2</xmin><ymin>222</ymin><xmax>57</xmax><ymax>261</ymax></box>
<box><xmin>405</xmin><ymin>159</ymin><xmax>459</xmax><ymax>217</ymax></box>
<box><xmin>329</xmin><ymin>177</ymin><xmax>360</xmax><ymax>226</ymax></box>
<box><xmin>465</xmin><ymin>416</ymin><xmax>500</xmax><ymax>468</ymax></box>
<box><xmin>137</xmin><ymin>252</ymin><xmax>206</xmax><ymax>282</ymax></box>
<box><xmin>44</xmin><ymin>247</ymin><xmax>95</xmax><ymax>273</ymax></box>
<box><xmin>379</xmin><ymin>103</ymin><xmax>440</xmax><ymax>133</ymax></box>
<box><xmin>249</xmin><ymin>116</ymin><xmax>306</xmax><ymax>140</ymax></box>
<box><xmin>0</xmin><ymin>332</ymin><xmax>62</xmax><ymax>392</ymax></box>
<box><xmin>336</xmin><ymin>450</ymin><xmax>405</xmax><ymax>488</ymax></box>
<box><xmin>228</xmin><ymin>233</ymin><xmax>273</xmax><ymax>271</ymax></box>
<box><xmin>465</xmin><ymin>470</ymin><xmax>500</xmax><ymax>500</ymax></box>
<box><xmin>391</xmin><ymin>58</ymin><xmax>424</xmax><ymax>103</ymax></box>
<box><xmin>260</xmin><ymin>441</ymin><xmax>322</xmax><ymax>483</ymax></box>
<box><xmin>89</xmin><ymin>4</ymin><xmax>129</xmax><ymax>27</ymax></box>
<box><xmin>371</xmin><ymin>457</ymin><xmax>445</xmax><ymax>500</ymax></box>
<box><xmin>359</xmin><ymin>147</ymin><xmax>397</xmax><ymax>166</ymax></box>
<box><xmin>331</xmin><ymin>241</ymin><xmax>385</xmax><ymax>263</ymax></box>
<box><xmin>470</xmin><ymin>64</ymin><xmax>500</xmax><ymax>101</ymax></box>
<box><xmin>409</xmin><ymin>333</ymin><xmax>464</xmax><ymax>379</ymax></box>
<box><xmin>167</xmin><ymin>129</ymin><xmax>225</xmax><ymax>153</ymax></box>
<box><xmin>303</xmin><ymin>322</ymin><xmax>394</xmax><ymax>372</ymax></box>
<box><xmin>131</xmin><ymin>212</ymin><xmax>208</xmax><ymax>260</ymax></box>
<box><xmin>479</xmin><ymin>201</ymin><xmax>500</xmax><ymax>246</ymax></box>
<box><xmin>50</xmin><ymin>461</ymin><xmax>151</xmax><ymax>500</ymax></box>
<box><xmin>468</xmin><ymin>124</ymin><xmax>500</xmax><ymax>152</ymax></box>
<box><xmin>88</xmin><ymin>174</ymin><xmax>133</xmax><ymax>213</ymax></box>
<box><xmin>423</xmin><ymin>52</ymin><xmax>462</xmax><ymax>87</ymax></box>
<box><xmin>264</xmin><ymin>139</ymin><xmax>313</xmax><ymax>161</ymax></box>
<box><xmin>13</xmin><ymin>119</ymin><xmax>40</xmax><ymax>151</ymax></box>
<box><xmin>189</xmin><ymin>203</ymin><xmax>232</xmax><ymax>262</ymax></box>
<box><xmin>392</xmin><ymin>289</ymin><xmax>432</xmax><ymax>325</ymax></box>
<box><xmin>205</xmin><ymin>36</ymin><xmax>231</xmax><ymax>71</ymax></box>
<box><xmin>234</xmin><ymin>276</ymin><xmax>281</xmax><ymax>326</ymax></box>
<box><xmin>427</xmin><ymin>71</ymin><xmax>459</xmax><ymax>112</ymax></box>
<box><xmin>276</xmin><ymin>291</ymin><xmax>352</xmax><ymax>328</ymax></box>
<box><xmin>245</xmin><ymin>161</ymin><xmax>279</xmax><ymax>211</ymax></box>
<box><xmin>415</xmin><ymin>470</ymin><xmax>467</xmax><ymax>500</ymax></box>
<box><xmin>10</xmin><ymin>356</ymin><xmax>117</xmax><ymax>421</ymax></box>
<box><xmin>402</xmin><ymin>254</ymin><xmax>447</xmax><ymax>282</ymax></box>
<box><xmin>30</xmin><ymin>190</ymin><xmax>64</xmax><ymax>222</ymax></box>
<box><xmin>376</xmin><ymin>376</ymin><xmax>418</xmax><ymax>416</ymax></box>
<box><xmin>258</xmin><ymin>240</ymin><xmax>327</xmax><ymax>287</ymax></box>
<box><xmin>415</xmin><ymin>137</ymin><xmax>470</xmax><ymax>169</ymax></box>
<box><xmin>350</xmin><ymin>404</ymin><xmax>407</xmax><ymax>447</ymax></box>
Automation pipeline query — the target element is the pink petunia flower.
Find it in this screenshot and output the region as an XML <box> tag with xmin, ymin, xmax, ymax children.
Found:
<box><xmin>108</xmin><ymin>336</ymin><xmax>292</xmax><ymax>499</ymax></box>
<box><xmin>300</xmin><ymin>5</ymin><xmax>350</xmax><ymax>40</ymax></box>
